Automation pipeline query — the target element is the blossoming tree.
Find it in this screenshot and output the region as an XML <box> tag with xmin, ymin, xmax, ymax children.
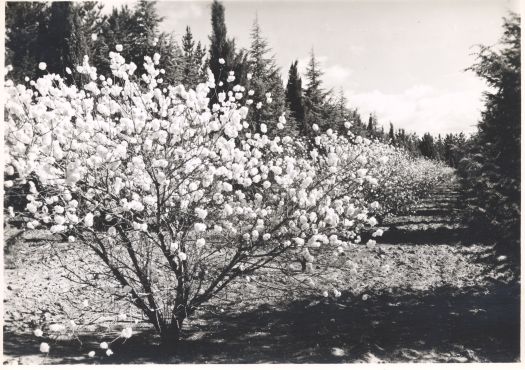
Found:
<box><xmin>4</xmin><ymin>49</ymin><xmax>447</xmax><ymax>348</ymax></box>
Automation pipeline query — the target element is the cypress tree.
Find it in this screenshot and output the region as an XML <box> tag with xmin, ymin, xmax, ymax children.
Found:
<box><xmin>285</xmin><ymin>60</ymin><xmax>305</xmax><ymax>124</ymax></box>
<box><xmin>42</xmin><ymin>2</ymin><xmax>75</xmax><ymax>75</ymax></box>
<box><xmin>367</xmin><ymin>114</ymin><xmax>374</xmax><ymax>131</ymax></box>
<box><xmin>209</xmin><ymin>0</ymin><xmax>237</xmax><ymax>102</ymax></box>
<box><xmin>388</xmin><ymin>122</ymin><xmax>395</xmax><ymax>143</ymax></box>
<box><xmin>5</xmin><ymin>1</ymin><xmax>49</xmax><ymax>83</ymax></box>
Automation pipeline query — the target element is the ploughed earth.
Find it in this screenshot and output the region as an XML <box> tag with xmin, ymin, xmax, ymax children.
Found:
<box><xmin>3</xmin><ymin>177</ymin><xmax>519</xmax><ymax>364</ymax></box>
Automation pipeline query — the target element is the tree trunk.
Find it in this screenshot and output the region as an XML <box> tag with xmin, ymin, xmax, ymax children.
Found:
<box><xmin>159</xmin><ymin>320</ymin><xmax>184</xmax><ymax>352</ymax></box>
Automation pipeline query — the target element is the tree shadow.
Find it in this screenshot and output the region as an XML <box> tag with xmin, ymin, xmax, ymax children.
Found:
<box><xmin>3</xmin><ymin>282</ymin><xmax>519</xmax><ymax>364</ymax></box>
<box><xmin>408</xmin><ymin>209</ymin><xmax>457</xmax><ymax>217</ymax></box>
<box><xmin>386</xmin><ymin>219</ymin><xmax>460</xmax><ymax>228</ymax></box>
<box><xmin>376</xmin><ymin>224</ymin><xmax>485</xmax><ymax>245</ymax></box>
<box><xmin>177</xmin><ymin>282</ymin><xmax>519</xmax><ymax>363</ymax></box>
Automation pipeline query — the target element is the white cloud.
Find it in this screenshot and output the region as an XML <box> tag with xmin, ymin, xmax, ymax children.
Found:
<box><xmin>347</xmin><ymin>84</ymin><xmax>485</xmax><ymax>135</ymax></box>
<box><xmin>101</xmin><ymin>1</ymin><xmax>204</xmax><ymax>23</ymax></box>
<box><xmin>324</xmin><ymin>64</ymin><xmax>352</xmax><ymax>87</ymax></box>
<box><xmin>156</xmin><ymin>2</ymin><xmax>206</xmax><ymax>33</ymax></box>
<box><xmin>100</xmin><ymin>1</ymin><xmax>138</xmax><ymax>15</ymax></box>
<box><xmin>295</xmin><ymin>55</ymin><xmax>353</xmax><ymax>89</ymax></box>
<box><xmin>166</xmin><ymin>3</ymin><xmax>204</xmax><ymax>22</ymax></box>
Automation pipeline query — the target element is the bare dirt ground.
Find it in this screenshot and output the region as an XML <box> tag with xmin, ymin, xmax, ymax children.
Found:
<box><xmin>3</xmin><ymin>177</ymin><xmax>519</xmax><ymax>364</ymax></box>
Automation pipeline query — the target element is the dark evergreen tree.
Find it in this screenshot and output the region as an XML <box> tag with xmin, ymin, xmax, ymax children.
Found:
<box><xmin>194</xmin><ymin>41</ymin><xmax>208</xmax><ymax>82</ymax></box>
<box><xmin>208</xmin><ymin>0</ymin><xmax>238</xmax><ymax>103</ymax></box>
<box><xmin>458</xmin><ymin>13</ymin><xmax>521</xmax><ymax>259</ymax></box>
<box><xmin>5</xmin><ymin>2</ymin><xmax>49</xmax><ymax>83</ymax></box>
<box><xmin>99</xmin><ymin>4</ymin><xmax>135</xmax><ymax>79</ymax></box>
<box><xmin>388</xmin><ymin>122</ymin><xmax>395</xmax><ymax>144</ymax></box>
<box><xmin>6</xmin><ymin>1</ymin><xmax>181</xmax><ymax>85</ymax></box>
<box><xmin>367</xmin><ymin>114</ymin><xmax>374</xmax><ymax>132</ymax></box>
<box><xmin>419</xmin><ymin>133</ymin><xmax>436</xmax><ymax>159</ymax></box>
<box><xmin>285</xmin><ymin>60</ymin><xmax>305</xmax><ymax>133</ymax></box>
<box><xmin>443</xmin><ymin>133</ymin><xmax>455</xmax><ymax>166</ymax></box>
<box><xmin>303</xmin><ymin>49</ymin><xmax>330</xmax><ymax>134</ymax></box>
<box><xmin>41</xmin><ymin>2</ymin><xmax>77</xmax><ymax>76</ymax></box>
<box><xmin>434</xmin><ymin>134</ymin><xmax>445</xmax><ymax>161</ymax></box>
<box><xmin>330</xmin><ymin>87</ymin><xmax>352</xmax><ymax>133</ymax></box>
<box><xmin>245</xmin><ymin>16</ymin><xmax>286</xmax><ymax>134</ymax></box>
<box><xmin>99</xmin><ymin>1</ymin><xmax>183</xmax><ymax>84</ymax></box>
<box><xmin>181</xmin><ymin>26</ymin><xmax>206</xmax><ymax>88</ymax></box>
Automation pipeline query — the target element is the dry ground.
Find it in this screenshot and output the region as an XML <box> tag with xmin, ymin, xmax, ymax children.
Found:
<box><xmin>3</xmin><ymin>177</ymin><xmax>519</xmax><ymax>364</ymax></box>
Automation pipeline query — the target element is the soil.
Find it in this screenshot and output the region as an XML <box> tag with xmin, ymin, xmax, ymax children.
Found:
<box><xmin>2</xmin><ymin>176</ymin><xmax>520</xmax><ymax>364</ymax></box>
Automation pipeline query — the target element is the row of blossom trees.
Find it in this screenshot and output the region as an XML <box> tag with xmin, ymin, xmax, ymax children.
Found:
<box><xmin>4</xmin><ymin>45</ymin><xmax>449</xmax><ymax>349</ymax></box>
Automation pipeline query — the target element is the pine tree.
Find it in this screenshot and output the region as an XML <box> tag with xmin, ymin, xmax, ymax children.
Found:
<box><xmin>100</xmin><ymin>1</ymin><xmax>182</xmax><ymax>84</ymax></box>
<box><xmin>132</xmin><ymin>0</ymin><xmax>183</xmax><ymax>83</ymax></box>
<box><xmin>194</xmin><ymin>41</ymin><xmax>207</xmax><ymax>82</ymax></box>
<box><xmin>336</xmin><ymin>88</ymin><xmax>349</xmax><ymax>119</ymax></box>
<box><xmin>443</xmin><ymin>133</ymin><xmax>455</xmax><ymax>166</ymax></box>
<box><xmin>249</xmin><ymin>15</ymin><xmax>270</xmax><ymax>80</ymax></box>
<box><xmin>77</xmin><ymin>3</ymin><xmax>107</xmax><ymax>78</ymax></box>
<box><xmin>132</xmin><ymin>0</ymin><xmax>163</xmax><ymax>47</ymax></box>
<box><xmin>435</xmin><ymin>134</ymin><xmax>445</xmax><ymax>160</ymax></box>
<box><xmin>323</xmin><ymin>87</ymin><xmax>352</xmax><ymax>134</ymax></box>
<box><xmin>304</xmin><ymin>49</ymin><xmax>324</xmax><ymax>102</ymax></box>
<box><xmin>181</xmin><ymin>27</ymin><xmax>207</xmax><ymax>88</ymax></box>
<box><xmin>181</xmin><ymin>26</ymin><xmax>199</xmax><ymax>88</ymax></box>
<box><xmin>157</xmin><ymin>34</ymin><xmax>184</xmax><ymax>85</ymax></box>
<box><xmin>304</xmin><ymin>49</ymin><xmax>329</xmax><ymax>134</ymax></box>
<box><xmin>458</xmin><ymin>14</ymin><xmax>520</xmax><ymax>257</ymax></box>
<box><xmin>245</xmin><ymin>16</ymin><xmax>286</xmax><ymax>134</ymax></box>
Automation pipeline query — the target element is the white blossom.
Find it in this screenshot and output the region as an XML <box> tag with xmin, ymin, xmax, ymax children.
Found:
<box><xmin>40</xmin><ymin>342</ymin><xmax>50</xmax><ymax>353</ymax></box>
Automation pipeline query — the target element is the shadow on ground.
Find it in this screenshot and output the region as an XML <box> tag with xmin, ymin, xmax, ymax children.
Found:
<box><xmin>4</xmin><ymin>282</ymin><xmax>519</xmax><ymax>364</ymax></box>
<box><xmin>376</xmin><ymin>225</ymin><xmax>489</xmax><ymax>246</ymax></box>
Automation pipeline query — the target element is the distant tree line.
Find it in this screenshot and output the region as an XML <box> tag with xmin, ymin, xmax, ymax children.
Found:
<box><xmin>5</xmin><ymin>0</ymin><xmax>472</xmax><ymax>165</ymax></box>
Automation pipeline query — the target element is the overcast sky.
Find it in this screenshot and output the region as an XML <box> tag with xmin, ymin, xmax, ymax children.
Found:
<box><xmin>103</xmin><ymin>0</ymin><xmax>519</xmax><ymax>135</ymax></box>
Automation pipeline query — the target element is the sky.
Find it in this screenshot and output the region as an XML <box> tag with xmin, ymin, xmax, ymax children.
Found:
<box><xmin>103</xmin><ymin>0</ymin><xmax>519</xmax><ymax>135</ymax></box>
